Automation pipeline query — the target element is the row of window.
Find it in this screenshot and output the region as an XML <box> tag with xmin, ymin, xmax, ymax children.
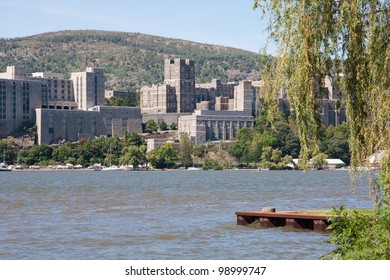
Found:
<box><xmin>0</xmin><ymin>82</ymin><xmax>6</xmax><ymax>119</ymax></box>
<box><xmin>0</xmin><ymin>81</ymin><xmax>31</xmax><ymax>121</ymax></box>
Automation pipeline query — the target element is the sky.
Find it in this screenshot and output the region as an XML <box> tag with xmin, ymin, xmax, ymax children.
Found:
<box><xmin>0</xmin><ymin>0</ymin><xmax>276</xmax><ymax>54</ymax></box>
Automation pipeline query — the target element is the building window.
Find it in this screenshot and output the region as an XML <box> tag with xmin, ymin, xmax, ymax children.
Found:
<box><xmin>0</xmin><ymin>81</ymin><xmax>6</xmax><ymax>119</ymax></box>
<box><xmin>94</xmin><ymin>75</ymin><xmax>98</xmax><ymax>105</ymax></box>
<box><xmin>12</xmin><ymin>82</ymin><xmax>16</xmax><ymax>119</ymax></box>
<box><xmin>49</xmin><ymin>127</ymin><xmax>54</xmax><ymax>134</ymax></box>
<box><xmin>22</xmin><ymin>82</ymin><xmax>30</xmax><ymax>120</ymax></box>
<box><xmin>41</xmin><ymin>84</ymin><xmax>48</xmax><ymax>106</ymax></box>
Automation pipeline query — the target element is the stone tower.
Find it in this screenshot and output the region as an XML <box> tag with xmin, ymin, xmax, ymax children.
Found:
<box><xmin>164</xmin><ymin>58</ymin><xmax>195</xmax><ymax>113</ymax></box>
<box><xmin>71</xmin><ymin>67</ymin><xmax>105</xmax><ymax>111</ymax></box>
<box><xmin>234</xmin><ymin>80</ymin><xmax>254</xmax><ymax>112</ymax></box>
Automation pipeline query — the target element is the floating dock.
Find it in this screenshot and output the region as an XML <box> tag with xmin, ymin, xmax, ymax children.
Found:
<box><xmin>236</xmin><ymin>208</ymin><xmax>337</xmax><ymax>232</ymax></box>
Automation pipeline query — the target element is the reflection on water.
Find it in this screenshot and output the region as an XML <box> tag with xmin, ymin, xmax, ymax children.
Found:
<box><xmin>0</xmin><ymin>170</ymin><xmax>373</xmax><ymax>259</ymax></box>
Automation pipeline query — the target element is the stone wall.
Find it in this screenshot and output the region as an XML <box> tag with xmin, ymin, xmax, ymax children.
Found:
<box><xmin>36</xmin><ymin>109</ymin><xmax>106</xmax><ymax>144</ymax></box>
<box><xmin>37</xmin><ymin>106</ymin><xmax>143</xmax><ymax>144</ymax></box>
<box><xmin>91</xmin><ymin>106</ymin><xmax>142</xmax><ymax>137</ymax></box>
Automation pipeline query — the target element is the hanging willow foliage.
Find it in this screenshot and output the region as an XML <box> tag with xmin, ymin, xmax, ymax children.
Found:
<box><xmin>253</xmin><ymin>0</ymin><xmax>389</xmax><ymax>199</ymax></box>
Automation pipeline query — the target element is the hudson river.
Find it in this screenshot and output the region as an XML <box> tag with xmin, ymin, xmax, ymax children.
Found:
<box><xmin>0</xmin><ymin>170</ymin><xmax>373</xmax><ymax>259</ymax></box>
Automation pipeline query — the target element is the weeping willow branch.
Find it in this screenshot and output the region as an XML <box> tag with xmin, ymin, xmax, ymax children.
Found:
<box><xmin>253</xmin><ymin>0</ymin><xmax>390</xmax><ymax>200</ymax></box>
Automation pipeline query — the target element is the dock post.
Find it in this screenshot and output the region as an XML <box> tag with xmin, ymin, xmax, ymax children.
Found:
<box><xmin>237</xmin><ymin>215</ymin><xmax>256</xmax><ymax>226</ymax></box>
<box><xmin>314</xmin><ymin>219</ymin><xmax>329</xmax><ymax>231</ymax></box>
<box><xmin>259</xmin><ymin>217</ymin><xmax>275</xmax><ymax>227</ymax></box>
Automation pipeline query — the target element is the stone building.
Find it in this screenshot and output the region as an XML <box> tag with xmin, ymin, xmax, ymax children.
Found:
<box><xmin>141</xmin><ymin>59</ymin><xmax>255</xmax><ymax>116</ymax></box>
<box><xmin>0</xmin><ymin>66</ymin><xmax>142</xmax><ymax>144</ymax></box>
<box><xmin>0</xmin><ymin>66</ymin><xmax>82</xmax><ymax>137</ymax></box>
<box><xmin>195</xmin><ymin>79</ymin><xmax>256</xmax><ymax>115</ymax></box>
<box><xmin>141</xmin><ymin>58</ymin><xmax>196</xmax><ymax>114</ymax></box>
<box><xmin>89</xmin><ymin>106</ymin><xmax>142</xmax><ymax>138</ymax></box>
<box><xmin>71</xmin><ymin>67</ymin><xmax>105</xmax><ymax>111</ymax></box>
<box><xmin>195</xmin><ymin>79</ymin><xmax>236</xmax><ymax>111</ymax></box>
<box><xmin>105</xmin><ymin>90</ymin><xmax>128</xmax><ymax>99</ymax></box>
<box><xmin>105</xmin><ymin>90</ymin><xmax>138</xmax><ymax>105</ymax></box>
<box><xmin>178</xmin><ymin>110</ymin><xmax>254</xmax><ymax>144</ymax></box>
<box><xmin>36</xmin><ymin>106</ymin><xmax>142</xmax><ymax>144</ymax></box>
<box><xmin>36</xmin><ymin>109</ymin><xmax>106</xmax><ymax>144</ymax></box>
<box><xmin>141</xmin><ymin>84</ymin><xmax>177</xmax><ymax>114</ymax></box>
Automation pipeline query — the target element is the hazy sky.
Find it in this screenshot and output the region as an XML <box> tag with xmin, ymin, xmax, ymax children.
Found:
<box><xmin>0</xmin><ymin>0</ymin><xmax>275</xmax><ymax>54</ymax></box>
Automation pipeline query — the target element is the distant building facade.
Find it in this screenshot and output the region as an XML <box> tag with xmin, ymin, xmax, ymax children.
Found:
<box><xmin>37</xmin><ymin>106</ymin><xmax>142</xmax><ymax>144</ymax></box>
<box><xmin>178</xmin><ymin>110</ymin><xmax>254</xmax><ymax>144</ymax></box>
<box><xmin>0</xmin><ymin>66</ymin><xmax>142</xmax><ymax>144</ymax></box>
<box><xmin>71</xmin><ymin>67</ymin><xmax>105</xmax><ymax>111</ymax></box>
<box><xmin>141</xmin><ymin>58</ymin><xmax>196</xmax><ymax>114</ymax></box>
<box><xmin>141</xmin><ymin>58</ymin><xmax>256</xmax><ymax>145</ymax></box>
<box><xmin>105</xmin><ymin>90</ymin><xmax>128</xmax><ymax>99</ymax></box>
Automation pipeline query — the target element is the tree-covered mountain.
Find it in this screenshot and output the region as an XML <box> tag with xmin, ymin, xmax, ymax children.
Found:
<box><xmin>0</xmin><ymin>30</ymin><xmax>266</xmax><ymax>91</ymax></box>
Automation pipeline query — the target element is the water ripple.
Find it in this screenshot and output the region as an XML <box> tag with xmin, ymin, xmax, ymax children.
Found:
<box><xmin>0</xmin><ymin>170</ymin><xmax>372</xmax><ymax>259</ymax></box>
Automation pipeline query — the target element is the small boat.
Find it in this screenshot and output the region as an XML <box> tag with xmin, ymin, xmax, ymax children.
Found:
<box><xmin>0</xmin><ymin>150</ymin><xmax>12</xmax><ymax>171</ymax></box>
<box><xmin>187</xmin><ymin>167</ymin><xmax>203</xmax><ymax>171</ymax></box>
<box><xmin>101</xmin><ymin>165</ymin><xmax>123</xmax><ymax>171</ymax></box>
<box><xmin>0</xmin><ymin>163</ymin><xmax>12</xmax><ymax>171</ymax></box>
<box><xmin>101</xmin><ymin>145</ymin><xmax>123</xmax><ymax>171</ymax></box>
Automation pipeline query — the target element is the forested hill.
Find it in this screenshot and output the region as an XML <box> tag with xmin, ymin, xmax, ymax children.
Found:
<box><xmin>0</xmin><ymin>30</ymin><xmax>266</xmax><ymax>91</ymax></box>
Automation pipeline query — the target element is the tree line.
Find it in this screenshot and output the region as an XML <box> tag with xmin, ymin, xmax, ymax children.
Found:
<box><xmin>1</xmin><ymin>113</ymin><xmax>349</xmax><ymax>170</ymax></box>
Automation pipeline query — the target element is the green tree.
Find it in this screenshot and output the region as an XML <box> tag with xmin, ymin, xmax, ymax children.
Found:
<box><xmin>103</xmin><ymin>136</ymin><xmax>123</xmax><ymax>166</ymax></box>
<box><xmin>52</xmin><ymin>143</ymin><xmax>79</xmax><ymax>164</ymax></box>
<box><xmin>202</xmin><ymin>158</ymin><xmax>223</xmax><ymax>170</ymax></box>
<box><xmin>20</xmin><ymin>144</ymin><xmax>54</xmax><ymax>165</ymax></box>
<box><xmin>178</xmin><ymin>133</ymin><xmax>193</xmax><ymax>168</ymax></box>
<box><xmin>77</xmin><ymin>138</ymin><xmax>105</xmax><ymax>165</ymax></box>
<box><xmin>144</xmin><ymin>120</ymin><xmax>158</xmax><ymax>134</ymax></box>
<box><xmin>311</xmin><ymin>153</ymin><xmax>328</xmax><ymax>170</ymax></box>
<box><xmin>123</xmin><ymin>131</ymin><xmax>145</xmax><ymax>147</ymax></box>
<box><xmin>255</xmin><ymin>110</ymin><xmax>300</xmax><ymax>157</ymax></box>
<box><xmin>147</xmin><ymin>142</ymin><xmax>177</xmax><ymax>169</ymax></box>
<box><xmin>120</xmin><ymin>145</ymin><xmax>146</xmax><ymax>170</ymax></box>
<box><xmin>19</xmin><ymin>120</ymin><xmax>37</xmax><ymax>142</ymax></box>
<box><xmin>253</xmin><ymin>0</ymin><xmax>389</xmax><ymax>182</ymax></box>
<box><xmin>159</xmin><ymin>120</ymin><xmax>168</xmax><ymax>131</ymax></box>
<box><xmin>260</xmin><ymin>146</ymin><xmax>273</xmax><ymax>168</ymax></box>
<box><xmin>228</xmin><ymin>127</ymin><xmax>252</xmax><ymax>164</ymax></box>
<box><xmin>249</xmin><ymin>131</ymin><xmax>276</xmax><ymax>164</ymax></box>
<box><xmin>169</xmin><ymin>122</ymin><xmax>177</xmax><ymax>130</ymax></box>
<box><xmin>320</xmin><ymin>123</ymin><xmax>350</xmax><ymax>165</ymax></box>
<box><xmin>192</xmin><ymin>144</ymin><xmax>205</xmax><ymax>158</ymax></box>
<box><xmin>0</xmin><ymin>140</ymin><xmax>17</xmax><ymax>164</ymax></box>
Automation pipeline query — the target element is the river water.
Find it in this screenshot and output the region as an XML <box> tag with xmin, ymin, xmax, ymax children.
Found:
<box><xmin>0</xmin><ymin>170</ymin><xmax>373</xmax><ymax>260</ymax></box>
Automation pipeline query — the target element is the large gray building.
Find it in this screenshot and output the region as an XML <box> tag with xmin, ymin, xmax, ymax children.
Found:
<box><xmin>0</xmin><ymin>66</ymin><xmax>142</xmax><ymax>144</ymax></box>
<box><xmin>142</xmin><ymin>59</ymin><xmax>256</xmax><ymax>115</ymax></box>
<box><xmin>141</xmin><ymin>58</ymin><xmax>256</xmax><ymax>145</ymax></box>
<box><xmin>37</xmin><ymin>106</ymin><xmax>142</xmax><ymax>144</ymax></box>
<box><xmin>141</xmin><ymin>58</ymin><xmax>196</xmax><ymax>114</ymax></box>
<box><xmin>178</xmin><ymin>110</ymin><xmax>254</xmax><ymax>144</ymax></box>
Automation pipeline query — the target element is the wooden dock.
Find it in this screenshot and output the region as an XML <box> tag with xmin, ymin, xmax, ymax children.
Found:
<box><xmin>236</xmin><ymin>209</ymin><xmax>338</xmax><ymax>232</ymax></box>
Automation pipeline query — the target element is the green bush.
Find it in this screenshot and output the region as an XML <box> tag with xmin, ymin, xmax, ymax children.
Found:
<box><xmin>328</xmin><ymin>204</ymin><xmax>390</xmax><ymax>259</ymax></box>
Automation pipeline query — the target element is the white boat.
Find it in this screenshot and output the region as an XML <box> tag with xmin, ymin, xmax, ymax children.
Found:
<box><xmin>187</xmin><ymin>167</ymin><xmax>203</xmax><ymax>171</ymax></box>
<box><xmin>101</xmin><ymin>165</ymin><xmax>123</xmax><ymax>171</ymax></box>
<box><xmin>0</xmin><ymin>163</ymin><xmax>12</xmax><ymax>171</ymax></box>
<box><xmin>0</xmin><ymin>150</ymin><xmax>12</xmax><ymax>171</ymax></box>
<box><xmin>101</xmin><ymin>144</ymin><xmax>123</xmax><ymax>171</ymax></box>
